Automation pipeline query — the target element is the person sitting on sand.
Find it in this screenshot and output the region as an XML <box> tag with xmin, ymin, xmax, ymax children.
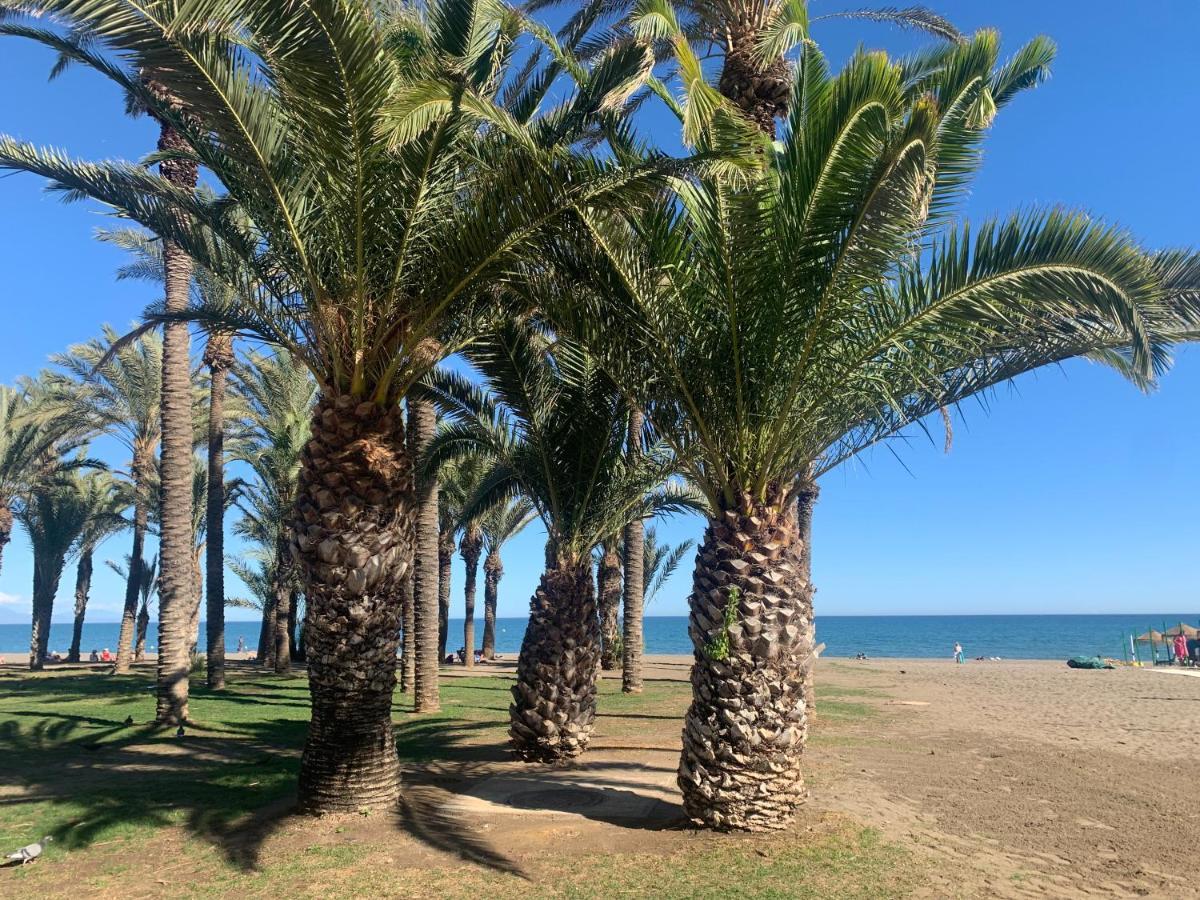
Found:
<box><xmin>100</xmin><ymin>648</ymin><xmax>112</xmax><ymax>662</ymax></box>
<box><xmin>89</xmin><ymin>649</ymin><xmax>99</xmax><ymax>662</ymax></box>
<box><xmin>954</xmin><ymin>642</ymin><xmax>964</xmax><ymax>664</ymax></box>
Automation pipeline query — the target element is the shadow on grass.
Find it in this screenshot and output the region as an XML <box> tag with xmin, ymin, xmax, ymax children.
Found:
<box><xmin>0</xmin><ymin>669</ymin><xmax>697</xmax><ymax>879</ymax></box>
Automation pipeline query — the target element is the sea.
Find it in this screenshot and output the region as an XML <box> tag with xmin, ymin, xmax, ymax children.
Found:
<box><xmin>2</xmin><ymin>613</ymin><xmax>1196</xmax><ymax>662</ymax></box>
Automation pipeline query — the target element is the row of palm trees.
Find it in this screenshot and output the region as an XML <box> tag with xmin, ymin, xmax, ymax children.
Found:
<box><xmin>1</xmin><ymin>0</ymin><xmax>1197</xmax><ymax>833</ymax></box>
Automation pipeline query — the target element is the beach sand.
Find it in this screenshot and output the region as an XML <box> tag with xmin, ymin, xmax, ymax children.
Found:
<box><xmin>802</xmin><ymin>657</ymin><xmax>1200</xmax><ymax>896</ymax></box>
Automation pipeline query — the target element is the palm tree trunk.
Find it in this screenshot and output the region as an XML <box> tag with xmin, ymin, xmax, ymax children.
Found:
<box><xmin>29</xmin><ymin>561</ymin><xmax>53</xmax><ymax>670</ymax></box>
<box><xmin>273</xmin><ymin>533</ymin><xmax>292</xmax><ymax>674</ymax></box>
<box><xmin>114</xmin><ymin>476</ymin><xmax>148</xmax><ymax>674</ymax></box>
<box><xmin>258</xmin><ymin>594</ymin><xmax>276</xmax><ymax>665</ymax></box>
<box><xmin>795</xmin><ymin>475</ymin><xmax>819</xmax><ymax>723</ymax></box>
<box><xmin>399</xmin><ymin>570</ymin><xmax>414</xmax><ymax>691</ymax></box>
<box><xmin>482</xmin><ymin>550</ymin><xmax>502</xmax><ymax>660</ymax></box>
<box><xmin>598</xmin><ymin>543</ymin><xmax>622</xmax><ymax>671</ymax></box>
<box><xmin>621</xmin><ymin>409</ymin><xmax>646</xmax><ymax>693</ymax></box>
<box><xmin>0</xmin><ymin>503</ymin><xmax>11</xmax><ymax>579</ymax></box>
<box><xmin>461</xmin><ymin>527</ymin><xmax>482</xmax><ymax>669</ymax></box>
<box><xmin>293</xmin><ymin>393</ymin><xmax>413</xmax><ymax>812</ymax></box>
<box><xmin>154</xmin><ymin>113</ymin><xmax>199</xmax><ymax>727</ymax></box>
<box><xmin>135</xmin><ymin>598</ymin><xmax>150</xmax><ymax>662</ymax></box>
<box><xmin>188</xmin><ymin>547</ymin><xmax>203</xmax><ymax>657</ymax></box>
<box><xmin>437</xmin><ymin>527</ymin><xmax>453</xmax><ymax>663</ymax></box>
<box><xmin>409</xmin><ymin>397</ymin><xmax>440</xmax><ymax>713</ymax></box>
<box><xmin>204</xmin><ymin>332</ymin><xmax>233</xmax><ymax>688</ymax></box>
<box><xmin>510</xmin><ymin>561</ymin><xmax>601</xmax><ymax>762</ymax></box>
<box><xmin>68</xmin><ymin>546</ymin><xmax>94</xmax><ymax>663</ymax></box>
<box><xmin>677</xmin><ymin>486</ymin><xmax>811</xmax><ymax>832</ymax></box>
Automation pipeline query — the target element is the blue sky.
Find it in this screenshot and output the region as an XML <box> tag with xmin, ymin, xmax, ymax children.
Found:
<box><xmin>0</xmin><ymin>1</ymin><xmax>1197</xmax><ymax>626</ymax></box>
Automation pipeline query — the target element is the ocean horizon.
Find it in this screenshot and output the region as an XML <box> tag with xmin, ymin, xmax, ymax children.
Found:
<box><xmin>4</xmin><ymin>613</ymin><xmax>1196</xmax><ymax>662</ymax></box>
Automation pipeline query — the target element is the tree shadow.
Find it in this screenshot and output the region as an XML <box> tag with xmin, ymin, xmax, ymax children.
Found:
<box><xmin>0</xmin><ymin>670</ymin><xmax>693</xmax><ymax>879</ymax></box>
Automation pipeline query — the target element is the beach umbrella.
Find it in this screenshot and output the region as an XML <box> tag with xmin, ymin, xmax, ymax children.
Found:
<box><xmin>1134</xmin><ymin>630</ymin><xmax>1165</xmax><ymax>643</ymax></box>
<box><xmin>1162</xmin><ymin>624</ymin><xmax>1199</xmax><ymax>639</ymax></box>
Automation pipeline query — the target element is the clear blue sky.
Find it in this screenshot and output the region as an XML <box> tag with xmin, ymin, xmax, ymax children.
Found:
<box><xmin>0</xmin><ymin>1</ymin><xmax>1197</xmax><ymax>627</ymax></box>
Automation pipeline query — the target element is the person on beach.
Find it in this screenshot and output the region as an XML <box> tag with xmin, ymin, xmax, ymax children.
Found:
<box><xmin>1174</xmin><ymin>633</ymin><xmax>1189</xmax><ymax>665</ymax></box>
<box><xmin>236</xmin><ymin>636</ymin><xmax>245</xmax><ymax>653</ymax></box>
<box><xmin>100</xmin><ymin>648</ymin><xmax>112</xmax><ymax>662</ymax></box>
<box><xmin>954</xmin><ymin>642</ymin><xmax>964</xmax><ymax>664</ymax></box>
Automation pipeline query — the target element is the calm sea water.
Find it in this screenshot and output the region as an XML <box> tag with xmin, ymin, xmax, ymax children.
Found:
<box><xmin>3</xmin><ymin>613</ymin><xmax>1195</xmax><ymax>661</ymax></box>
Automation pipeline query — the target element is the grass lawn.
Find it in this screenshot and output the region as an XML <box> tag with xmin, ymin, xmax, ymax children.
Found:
<box><xmin>0</xmin><ymin>665</ymin><xmax>923</xmax><ymax>898</ymax></box>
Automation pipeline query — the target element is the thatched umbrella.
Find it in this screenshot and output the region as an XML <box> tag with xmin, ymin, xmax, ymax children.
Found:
<box><xmin>1161</xmin><ymin>623</ymin><xmax>1199</xmax><ymax>639</ymax></box>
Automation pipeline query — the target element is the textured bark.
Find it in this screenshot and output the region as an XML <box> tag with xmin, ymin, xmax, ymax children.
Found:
<box><xmin>0</xmin><ymin>503</ymin><xmax>11</xmax><ymax>578</ymax></box>
<box><xmin>482</xmin><ymin>550</ymin><xmax>502</xmax><ymax>660</ymax></box>
<box><xmin>677</xmin><ymin>487</ymin><xmax>812</xmax><ymax>832</ymax></box>
<box><xmin>409</xmin><ymin>398</ymin><xmax>440</xmax><ymax>713</ymax></box>
<box><xmin>399</xmin><ymin>570</ymin><xmax>414</xmax><ymax>691</ymax></box>
<box><xmin>154</xmin><ymin>112</ymin><xmax>199</xmax><ymax>727</ymax></box>
<box><xmin>598</xmin><ymin>544</ymin><xmax>622</xmax><ymax>671</ymax></box>
<box><xmin>437</xmin><ymin>527</ymin><xmax>453</xmax><ymax>662</ymax></box>
<box><xmin>29</xmin><ymin>560</ymin><xmax>61</xmax><ymax>670</ymax></box>
<box><xmin>621</xmin><ymin>409</ymin><xmax>646</xmax><ymax>693</ymax></box>
<box><xmin>510</xmin><ymin>562</ymin><xmax>601</xmax><ymax>762</ymax></box>
<box><xmin>795</xmin><ymin>475</ymin><xmax>820</xmax><ymax>723</ymax></box>
<box><xmin>460</xmin><ymin>526</ymin><xmax>482</xmax><ymax>668</ymax></box>
<box><xmin>135</xmin><ymin>598</ymin><xmax>150</xmax><ymax>662</ymax></box>
<box><xmin>68</xmin><ymin>547</ymin><xmax>94</xmax><ymax>663</ymax></box>
<box><xmin>293</xmin><ymin>393</ymin><xmax>414</xmax><ymax>812</ymax></box>
<box><xmin>114</xmin><ymin>461</ymin><xmax>149</xmax><ymax>674</ymax></box>
<box><xmin>717</xmin><ymin>38</ymin><xmax>791</xmax><ymax>138</ymax></box>
<box><xmin>205</xmin><ymin>331</ymin><xmax>233</xmax><ymax>688</ymax></box>
<box><xmin>258</xmin><ymin>594</ymin><xmax>276</xmax><ymax>666</ymax></box>
<box><xmin>187</xmin><ymin>547</ymin><xmax>203</xmax><ymax>657</ymax></box>
<box><xmin>273</xmin><ymin>577</ymin><xmax>292</xmax><ymax>675</ymax></box>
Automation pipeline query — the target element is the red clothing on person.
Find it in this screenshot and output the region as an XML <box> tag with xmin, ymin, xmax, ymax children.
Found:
<box><xmin>1175</xmin><ymin>634</ymin><xmax>1189</xmax><ymax>662</ymax></box>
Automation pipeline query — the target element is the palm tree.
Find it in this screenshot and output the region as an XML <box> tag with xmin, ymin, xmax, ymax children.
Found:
<box><xmin>408</xmin><ymin>397</ymin><xmax>440</xmax><ymax>710</ymax></box>
<box><xmin>17</xmin><ymin>466</ymin><xmax>92</xmax><ymax>669</ymax></box>
<box><xmin>596</xmin><ymin>539</ymin><xmax>622</xmax><ymax>670</ymax></box>
<box><xmin>425</xmin><ymin>320</ymin><xmax>702</xmax><ymax>761</ymax></box>
<box><xmin>0</xmin><ymin>386</ymin><xmax>52</xmax><ymax>579</ymax></box>
<box><xmin>620</xmin><ymin>410</ymin><xmax>646</xmax><ymax>691</ymax></box>
<box><xmin>477</xmin><ymin>498</ymin><xmax>536</xmax><ymax>660</ymax></box>
<box><xmin>640</xmin><ymin>525</ymin><xmax>694</xmax><ymax>606</ymax></box>
<box><xmin>44</xmin><ymin>327</ymin><xmax>162</xmax><ymax>675</ymax></box>
<box><xmin>535</xmin><ymin>0</ymin><xmax>962</xmax><ymax>137</ymax></box>
<box><xmin>440</xmin><ymin>454</ymin><xmax>490</xmax><ymax>668</ymax></box>
<box><xmin>558</xmin><ymin>32</ymin><xmax>1183</xmax><ymax>829</ymax></box>
<box><xmin>98</xmin><ymin>225</ymin><xmax>241</xmax><ymax>688</ymax></box>
<box><xmin>108</xmin><ymin>553</ymin><xmax>159</xmax><ymax>662</ymax></box>
<box><xmin>0</xmin><ymin>0</ymin><xmax>667</xmax><ymax>811</ymax></box>
<box><xmin>67</xmin><ymin>472</ymin><xmax>129</xmax><ymax>663</ymax></box>
<box><xmin>229</xmin><ymin>350</ymin><xmax>316</xmax><ymax>675</ymax></box>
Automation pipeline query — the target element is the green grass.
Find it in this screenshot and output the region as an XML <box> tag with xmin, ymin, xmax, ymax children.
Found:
<box><xmin>0</xmin><ymin>667</ymin><xmax>923</xmax><ymax>898</ymax></box>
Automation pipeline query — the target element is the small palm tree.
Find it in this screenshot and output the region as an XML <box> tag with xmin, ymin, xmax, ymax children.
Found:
<box><xmin>641</xmin><ymin>526</ymin><xmax>695</xmax><ymax>606</ymax></box>
<box><xmin>477</xmin><ymin>497</ymin><xmax>536</xmax><ymax>660</ymax></box>
<box><xmin>229</xmin><ymin>350</ymin><xmax>316</xmax><ymax>674</ymax></box>
<box><xmin>107</xmin><ymin>554</ymin><xmax>159</xmax><ymax>662</ymax></box>
<box><xmin>560</xmin><ymin>34</ymin><xmax>1186</xmax><ymax>829</ymax></box>
<box><xmin>440</xmin><ymin>454</ymin><xmax>491</xmax><ymax>668</ymax></box>
<box><xmin>425</xmin><ymin>320</ymin><xmax>701</xmax><ymax>761</ymax></box>
<box><xmin>0</xmin><ymin>386</ymin><xmax>52</xmax><ymax>579</ymax></box>
<box><xmin>67</xmin><ymin>472</ymin><xmax>129</xmax><ymax>663</ymax></box>
<box><xmin>17</xmin><ymin>466</ymin><xmax>92</xmax><ymax>669</ymax></box>
<box><xmin>43</xmin><ymin>327</ymin><xmax>162</xmax><ymax>675</ymax></box>
<box><xmin>0</xmin><ymin>0</ymin><xmax>668</xmax><ymax>810</ymax></box>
